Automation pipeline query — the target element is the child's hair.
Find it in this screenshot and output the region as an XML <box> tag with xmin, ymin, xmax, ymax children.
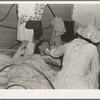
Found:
<box><xmin>34</xmin><ymin>40</ymin><xmax>50</xmax><ymax>54</ymax></box>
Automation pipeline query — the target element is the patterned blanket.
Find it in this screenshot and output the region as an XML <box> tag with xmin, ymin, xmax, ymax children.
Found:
<box><xmin>0</xmin><ymin>54</ymin><xmax>59</xmax><ymax>89</ymax></box>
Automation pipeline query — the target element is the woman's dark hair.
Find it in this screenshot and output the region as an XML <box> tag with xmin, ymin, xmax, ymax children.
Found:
<box><xmin>34</xmin><ymin>40</ymin><xmax>50</xmax><ymax>54</ymax></box>
<box><xmin>74</xmin><ymin>32</ymin><xmax>99</xmax><ymax>46</ymax></box>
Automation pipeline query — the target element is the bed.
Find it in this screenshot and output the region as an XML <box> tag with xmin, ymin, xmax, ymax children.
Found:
<box><xmin>0</xmin><ymin>49</ymin><xmax>16</xmax><ymax>57</ymax></box>
<box><xmin>0</xmin><ymin>4</ymin><xmax>62</xmax><ymax>89</ymax></box>
<box><xmin>0</xmin><ymin>50</ymin><xmax>60</xmax><ymax>89</ymax></box>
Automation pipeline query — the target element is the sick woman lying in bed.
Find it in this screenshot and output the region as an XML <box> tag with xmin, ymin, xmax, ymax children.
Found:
<box><xmin>0</xmin><ymin>40</ymin><xmax>61</xmax><ymax>89</ymax></box>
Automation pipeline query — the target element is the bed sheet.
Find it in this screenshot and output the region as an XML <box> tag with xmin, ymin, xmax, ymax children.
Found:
<box><xmin>0</xmin><ymin>49</ymin><xmax>16</xmax><ymax>57</ymax></box>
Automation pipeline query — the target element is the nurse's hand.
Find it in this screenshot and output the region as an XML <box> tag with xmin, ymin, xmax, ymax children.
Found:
<box><xmin>45</xmin><ymin>48</ymin><xmax>51</xmax><ymax>56</ymax></box>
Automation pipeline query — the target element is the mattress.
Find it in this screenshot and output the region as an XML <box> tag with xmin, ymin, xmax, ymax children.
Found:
<box><xmin>0</xmin><ymin>49</ymin><xmax>16</xmax><ymax>57</ymax></box>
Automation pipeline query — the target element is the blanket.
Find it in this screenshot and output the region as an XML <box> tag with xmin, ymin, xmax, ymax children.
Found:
<box><xmin>0</xmin><ymin>54</ymin><xmax>59</xmax><ymax>89</ymax></box>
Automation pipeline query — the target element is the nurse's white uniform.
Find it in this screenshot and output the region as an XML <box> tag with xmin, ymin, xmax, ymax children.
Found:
<box><xmin>50</xmin><ymin>39</ymin><xmax>100</xmax><ymax>89</ymax></box>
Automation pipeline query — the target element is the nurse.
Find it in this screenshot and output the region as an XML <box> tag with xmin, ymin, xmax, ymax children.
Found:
<box><xmin>46</xmin><ymin>25</ymin><xmax>100</xmax><ymax>89</ymax></box>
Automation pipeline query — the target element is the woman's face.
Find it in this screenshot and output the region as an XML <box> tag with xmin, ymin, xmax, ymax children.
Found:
<box><xmin>38</xmin><ymin>41</ymin><xmax>50</xmax><ymax>53</ymax></box>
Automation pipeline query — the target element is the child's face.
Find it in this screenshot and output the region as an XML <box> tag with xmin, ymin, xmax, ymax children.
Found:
<box><xmin>39</xmin><ymin>41</ymin><xmax>50</xmax><ymax>53</ymax></box>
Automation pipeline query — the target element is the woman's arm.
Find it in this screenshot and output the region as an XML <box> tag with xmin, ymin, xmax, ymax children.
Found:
<box><xmin>13</xmin><ymin>41</ymin><xmax>28</xmax><ymax>61</ymax></box>
<box><xmin>46</xmin><ymin>44</ymin><xmax>67</xmax><ymax>58</ymax></box>
<box><xmin>88</xmin><ymin>46</ymin><xmax>100</xmax><ymax>89</ymax></box>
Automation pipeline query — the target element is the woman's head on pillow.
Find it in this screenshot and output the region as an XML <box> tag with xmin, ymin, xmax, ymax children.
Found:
<box><xmin>34</xmin><ymin>40</ymin><xmax>50</xmax><ymax>54</ymax></box>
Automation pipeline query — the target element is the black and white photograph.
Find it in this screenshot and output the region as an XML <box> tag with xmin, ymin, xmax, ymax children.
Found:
<box><xmin>0</xmin><ymin>1</ymin><xmax>100</xmax><ymax>99</ymax></box>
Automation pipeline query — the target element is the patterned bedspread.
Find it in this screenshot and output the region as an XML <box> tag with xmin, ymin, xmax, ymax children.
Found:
<box><xmin>0</xmin><ymin>53</ymin><xmax>59</xmax><ymax>89</ymax></box>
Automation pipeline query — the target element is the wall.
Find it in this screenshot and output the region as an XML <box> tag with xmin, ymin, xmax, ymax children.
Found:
<box><xmin>41</xmin><ymin>4</ymin><xmax>73</xmax><ymax>40</ymax></box>
<box><xmin>0</xmin><ymin>4</ymin><xmax>18</xmax><ymax>49</ymax></box>
<box><xmin>0</xmin><ymin>4</ymin><xmax>73</xmax><ymax>49</ymax></box>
